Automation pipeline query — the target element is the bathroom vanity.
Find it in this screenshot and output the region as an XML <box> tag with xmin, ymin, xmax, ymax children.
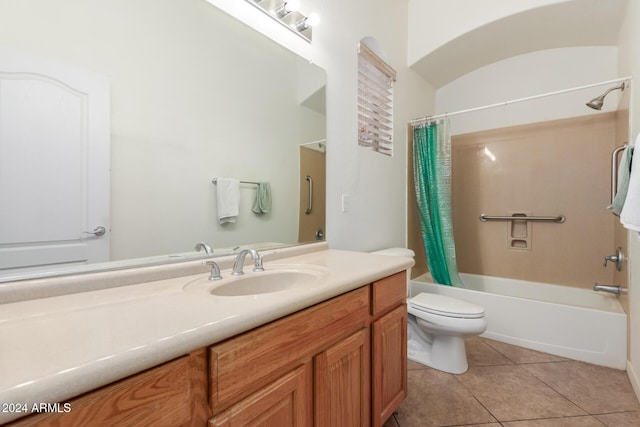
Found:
<box><xmin>0</xmin><ymin>245</ymin><xmax>412</xmax><ymax>426</ymax></box>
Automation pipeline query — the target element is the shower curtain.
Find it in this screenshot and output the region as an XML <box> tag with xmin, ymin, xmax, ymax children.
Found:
<box><xmin>413</xmin><ymin>119</ymin><xmax>463</xmax><ymax>287</ymax></box>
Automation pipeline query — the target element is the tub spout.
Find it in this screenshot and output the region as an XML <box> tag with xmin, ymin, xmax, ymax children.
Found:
<box><xmin>593</xmin><ymin>283</ymin><xmax>627</xmax><ymax>295</ymax></box>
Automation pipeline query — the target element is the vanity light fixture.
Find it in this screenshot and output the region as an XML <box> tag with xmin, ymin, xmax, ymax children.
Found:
<box><xmin>244</xmin><ymin>0</ymin><xmax>319</xmax><ymax>42</ymax></box>
<box><xmin>275</xmin><ymin>0</ymin><xmax>300</xmax><ymax>18</ymax></box>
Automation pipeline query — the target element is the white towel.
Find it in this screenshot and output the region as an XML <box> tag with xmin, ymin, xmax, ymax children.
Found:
<box><xmin>620</xmin><ymin>133</ymin><xmax>640</xmax><ymax>231</ymax></box>
<box><xmin>216</xmin><ymin>178</ymin><xmax>240</xmax><ymax>224</ymax></box>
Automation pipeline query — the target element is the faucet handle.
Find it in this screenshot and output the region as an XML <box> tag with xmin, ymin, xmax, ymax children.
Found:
<box><xmin>253</xmin><ymin>255</ymin><xmax>264</xmax><ymax>272</ymax></box>
<box><xmin>603</xmin><ymin>247</ymin><xmax>624</xmax><ymax>271</ymax></box>
<box><xmin>202</xmin><ymin>260</ymin><xmax>222</xmax><ymax>281</ymax></box>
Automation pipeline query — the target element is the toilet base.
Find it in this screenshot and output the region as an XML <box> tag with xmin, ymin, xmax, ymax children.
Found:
<box><xmin>407</xmin><ymin>315</ymin><xmax>470</xmax><ymax>374</ymax></box>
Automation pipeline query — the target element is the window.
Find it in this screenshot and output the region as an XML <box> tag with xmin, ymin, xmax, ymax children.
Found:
<box><xmin>357</xmin><ymin>42</ymin><xmax>396</xmax><ymax>156</ymax></box>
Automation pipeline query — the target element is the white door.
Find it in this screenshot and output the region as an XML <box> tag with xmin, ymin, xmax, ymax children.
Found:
<box><xmin>0</xmin><ymin>49</ymin><xmax>110</xmax><ymax>274</ymax></box>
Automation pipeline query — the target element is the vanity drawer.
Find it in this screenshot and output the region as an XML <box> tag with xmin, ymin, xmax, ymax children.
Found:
<box><xmin>371</xmin><ymin>271</ymin><xmax>406</xmax><ymax>317</ymax></box>
<box><xmin>209</xmin><ymin>286</ymin><xmax>370</xmax><ymax>414</ymax></box>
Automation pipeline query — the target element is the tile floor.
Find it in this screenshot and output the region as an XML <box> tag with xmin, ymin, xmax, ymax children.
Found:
<box><xmin>384</xmin><ymin>337</ymin><xmax>640</xmax><ymax>427</ymax></box>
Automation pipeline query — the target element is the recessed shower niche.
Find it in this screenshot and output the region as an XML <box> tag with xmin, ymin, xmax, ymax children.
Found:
<box><xmin>509</xmin><ymin>212</ymin><xmax>532</xmax><ymax>250</ymax></box>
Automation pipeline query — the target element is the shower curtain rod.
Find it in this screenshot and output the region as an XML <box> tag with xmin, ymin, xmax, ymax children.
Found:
<box><xmin>409</xmin><ymin>76</ymin><xmax>632</xmax><ymax>126</ymax></box>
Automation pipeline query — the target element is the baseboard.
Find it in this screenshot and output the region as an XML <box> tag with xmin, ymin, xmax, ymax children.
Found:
<box><xmin>628</xmin><ymin>360</ymin><xmax>640</xmax><ymax>401</ymax></box>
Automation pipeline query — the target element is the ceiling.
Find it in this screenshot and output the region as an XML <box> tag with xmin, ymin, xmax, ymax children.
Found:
<box><xmin>409</xmin><ymin>0</ymin><xmax>630</xmax><ymax>88</ymax></box>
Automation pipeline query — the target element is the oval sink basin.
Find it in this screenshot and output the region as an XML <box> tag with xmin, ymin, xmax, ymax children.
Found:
<box><xmin>184</xmin><ymin>265</ymin><xmax>328</xmax><ymax>297</ymax></box>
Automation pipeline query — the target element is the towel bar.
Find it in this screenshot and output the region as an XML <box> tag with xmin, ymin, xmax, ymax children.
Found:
<box><xmin>479</xmin><ymin>214</ymin><xmax>565</xmax><ymax>223</ymax></box>
<box><xmin>212</xmin><ymin>178</ymin><xmax>259</xmax><ymax>185</ymax></box>
<box><xmin>611</xmin><ymin>145</ymin><xmax>627</xmax><ymax>204</ymax></box>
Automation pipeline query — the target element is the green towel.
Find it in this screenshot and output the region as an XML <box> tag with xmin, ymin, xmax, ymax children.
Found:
<box><xmin>252</xmin><ymin>182</ymin><xmax>272</xmax><ymax>214</ymax></box>
<box><xmin>608</xmin><ymin>146</ymin><xmax>634</xmax><ymax>216</ymax></box>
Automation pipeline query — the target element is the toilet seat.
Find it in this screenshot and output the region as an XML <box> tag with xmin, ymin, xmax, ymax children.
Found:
<box><xmin>410</xmin><ymin>293</ymin><xmax>484</xmax><ymax>319</ymax></box>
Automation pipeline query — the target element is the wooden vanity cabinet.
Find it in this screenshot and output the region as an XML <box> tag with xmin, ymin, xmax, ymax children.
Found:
<box><xmin>5</xmin><ymin>271</ymin><xmax>407</xmax><ymax>427</ymax></box>
<box><xmin>209</xmin><ymin>362</ymin><xmax>312</xmax><ymax>426</ymax></box>
<box><xmin>208</xmin><ymin>271</ymin><xmax>407</xmax><ymax>427</ymax></box>
<box><xmin>314</xmin><ymin>328</ymin><xmax>370</xmax><ymax>426</ymax></box>
<box><xmin>208</xmin><ymin>286</ymin><xmax>371</xmax><ymax>426</ymax></box>
<box><xmin>7</xmin><ymin>349</ymin><xmax>210</xmax><ymax>427</ymax></box>
<box><xmin>371</xmin><ymin>272</ymin><xmax>408</xmax><ymax>427</ymax></box>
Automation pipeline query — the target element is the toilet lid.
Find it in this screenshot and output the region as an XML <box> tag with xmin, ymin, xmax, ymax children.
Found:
<box><xmin>410</xmin><ymin>293</ymin><xmax>484</xmax><ymax>319</ymax></box>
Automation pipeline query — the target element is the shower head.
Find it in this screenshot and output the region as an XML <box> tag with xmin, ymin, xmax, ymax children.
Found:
<box><xmin>586</xmin><ymin>82</ymin><xmax>626</xmax><ymax>110</ymax></box>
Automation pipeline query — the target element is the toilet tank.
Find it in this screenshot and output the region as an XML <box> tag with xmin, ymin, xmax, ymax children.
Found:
<box><xmin>371</xmin><ymin>247</ymin><xmax>415</xmax><ymax>296</ymax></box>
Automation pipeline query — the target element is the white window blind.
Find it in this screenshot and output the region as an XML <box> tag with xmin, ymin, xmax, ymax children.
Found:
<box><xmin>358</xmin><ymin>42</ymin><xmax>396</xmax><ymax>156</ymax></box>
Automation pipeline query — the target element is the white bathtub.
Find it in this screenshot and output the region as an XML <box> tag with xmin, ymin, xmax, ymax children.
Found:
<box><xmin>411</xmin><ymin>273</ymin><xmax>628</xmax><ymax>369</ymax></box>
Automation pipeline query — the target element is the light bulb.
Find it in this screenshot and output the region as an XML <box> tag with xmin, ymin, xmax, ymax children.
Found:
<box><xmin>275</xmin><ymin>0</ymin><xmax>300</xmax><ymax>17</ymax></box>
<box><xmin>295</xmin><ymin>12</ymin><xmax>320</xmax><ymax>32</ymax></box>
<box><xmin>306</xmin><ymin>12</ymin><xmax>320</xmax><ymax>27</ymax></box>
<box><xmin>287</xmin><ymin>0</ymin><xmax>301</xmax><ymax>12</ymax></box>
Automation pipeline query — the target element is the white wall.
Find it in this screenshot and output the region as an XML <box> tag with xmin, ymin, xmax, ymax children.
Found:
<box><xmin>307</xmin><ymin>0</ymin><xmax>625</xmax><ymax>253</ymax></box>
<box><xmin>435</xmin><ymin>46</ymin><xmax>620</xmax><ymax>135</ymax></box>
<box><xmin>307</xmin><ymin>0</ymin><xmax>435</xmax><ymax>251</ymax></box>
<box><xmin>618</xmin><ymin>0</ymin><xmax>640</xmax><ymax>398</ymax></box>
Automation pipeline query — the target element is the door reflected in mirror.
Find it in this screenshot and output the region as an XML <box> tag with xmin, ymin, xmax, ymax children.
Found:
<box><xmin>298</xmin><ymin>141</ymin><xmax>326</xmax><ymax>243</ymax></box>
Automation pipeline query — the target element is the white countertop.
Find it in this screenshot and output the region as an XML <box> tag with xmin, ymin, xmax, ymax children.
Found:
<box><xmin>0</xmin><ymin>248</ymin><xmax>412</xmax><ymax>423</ymax></box>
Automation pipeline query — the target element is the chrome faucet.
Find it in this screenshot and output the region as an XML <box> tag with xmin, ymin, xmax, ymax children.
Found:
<box><xmin>195</xmin><ymin>242</ymin><xmax>213</xmax><ymax>255</ymax></box>
<box><xmin>232</xmin><ymin>249</ymin><xmax>264</xmax><ymax>275</ymax></box>
<box><xmin>202</xmin><ymin>260</ymin><xmax>222</xmax><ymax>280</ymax></box>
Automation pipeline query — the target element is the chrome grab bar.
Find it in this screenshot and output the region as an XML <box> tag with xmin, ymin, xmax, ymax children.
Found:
<box><xmin>305</xmin><ymin>175</ymin><xmax>313</xmax><ymax>214</ymax></box>
<box><xmin>479</xmin><ymin>214</ymin><xmax>565</xmax><ymax>223</ymax></box>
<box><xmin>611</xmin><ymin>145</ymin><xmax>627</xmax><ymax>204</ymax></box>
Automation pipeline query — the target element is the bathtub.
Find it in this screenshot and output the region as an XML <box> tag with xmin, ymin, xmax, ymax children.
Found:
<box><xmin>411</xmin><ymin>273</ymin><xmax>627</xmax><ymax>369</ymax></box>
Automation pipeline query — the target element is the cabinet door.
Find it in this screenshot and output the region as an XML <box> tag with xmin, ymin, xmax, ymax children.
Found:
<box><xmin>8</xmin><ymin>350</ymin><xmax>210</xmax><ymax>427</ymax></box>
<box><xmin>372</xmin><ymin>304</ymin><xmax>407</xmax><ymax>427</ymax></box>
<box><xmin>209</xmin><ymin>363</ymin><xmax>312</xmax><ymax>427</ymax></box>
<box><xmin>314</xmin><ymin>328</ymin><xmax>370</xmax><ymax>427</ymax></box>
<box><xmin>209</xmin><ymin>287</ymin><xmax>369</xmax><ymax>413</ymax></box>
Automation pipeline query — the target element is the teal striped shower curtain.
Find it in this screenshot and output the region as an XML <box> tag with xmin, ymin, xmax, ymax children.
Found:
<box><xmin>413</xmin><ymin>119</ymin><xmax>463</xmax><ymax>287</ymax></box>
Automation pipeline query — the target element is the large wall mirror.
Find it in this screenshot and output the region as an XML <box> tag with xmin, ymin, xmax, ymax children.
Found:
<box><xmin>0</xmin><ymin>0</ymin><xmax>326</xmax><ymax>281</ymax></box>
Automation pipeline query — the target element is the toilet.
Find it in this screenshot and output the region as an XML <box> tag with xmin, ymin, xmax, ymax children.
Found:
<box><xmin>372</xmin><ymin>248</ymin><xmax>487</xmax><ymax>374</ymax></box>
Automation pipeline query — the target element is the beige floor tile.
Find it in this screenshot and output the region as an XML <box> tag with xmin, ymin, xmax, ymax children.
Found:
<box><xmin>595</xmin><ymin>410</ymin><xmax>640</xmax><ymax>426</ymax></box>
<box><xmin>395</xmin><ymin>368</ymin><xmax>497</xmax><ymax>427</ymax></box>
<box><xmin>485</xmin><ymin>340</ymin><xmax>567</xmax><ymax>364</ymax></box>
<box><xmin>457</xmin><ymin>365</ymin><xmax>586</xmax><ymax>421</ymax></box>
<box><xmin>454</xmin><ymin>424</ymin><xmax>502</xmax><ymax>427</ymax></box>
<box><xmin>466</xmin><ymin>337</ymin><xmax>514</xmax><ymax>367</ymax></box>
<box><xmin>455</xmin><ymin>424</ymin><xmax>502</xmax><ymax>427</ymax></box>
<box><xmin>521</xmin><ymin>361</ymin><xmax>640</xmax><ymax>414</ymax></box>
<box><xmin>501</xmin><ymin>415</ymin><xmax>605</xmax><ymax>426</ymax></box>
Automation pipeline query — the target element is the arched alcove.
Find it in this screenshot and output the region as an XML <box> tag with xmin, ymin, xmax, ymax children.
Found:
<box><xmin>408</xmin><ymin>0</ymin><xmax>628</xmax><ymax>88</ymax></box>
